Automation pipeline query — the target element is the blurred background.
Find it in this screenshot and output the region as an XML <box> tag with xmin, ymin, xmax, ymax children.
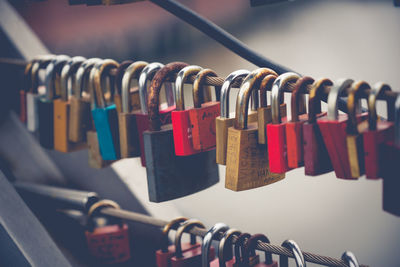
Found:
<box><xmin>1</xmin><ymin>0</ymin><xmax>400</xmax><ymax>266</ymax></box>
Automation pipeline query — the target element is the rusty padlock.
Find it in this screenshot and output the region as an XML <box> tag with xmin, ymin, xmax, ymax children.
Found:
<box><xmin>218</xmin><ymin>229</ymin><xmax>242</xmax><ymax>267</ymax></box>
<box><xmin>202</xmin><ymin>223</ymin><xmax>229</xmax><ymax>267</ymax></box>
<box><xmin>279</xmin><ymin>240</ymin><xmax>305</xmax><ymax>267</ymax></box>
<box><xmin>243</xmin><ymin>234</ymin><xmax>277</xmax><ymax>267</ymax></box>
<box><xmin>118</xmin><ymin>61</ymin><xmax>148</xmax><ymax>158</ymax></box>
<box><xmin>225</xmin><ymin>68</ymin><xmax>284</xmax><ymax>191</ymax></box>
<box><xmin>302</xmin><ymin>78</ymin><xmax>333</xmax><ymax>176</ymax></box>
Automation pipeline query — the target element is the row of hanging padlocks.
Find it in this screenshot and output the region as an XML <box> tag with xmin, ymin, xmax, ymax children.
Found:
<box><xmin>155</xmin><ymin>217</ymin><xmax>359</xmax><ymax>267</ymax></box>
<box><xmin>19</xmin><ymin>55</ymin><xmax>400</xmax><ymax>214</ymax></box>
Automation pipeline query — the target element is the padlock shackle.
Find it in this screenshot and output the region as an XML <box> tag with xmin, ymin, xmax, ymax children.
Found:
<box><xmin>23</xmin><ymin>62</ymin><xmax>33</xmax><ymax>93</ymax></box>
<box><xmin>259</xmin><ymin>74</ymin><xmax>277</xmax><ymax>108</ymax></box>
<box><xmin>291</xmin><ymin>77</ymin><xmax>314</xmax><ymax>122</ymax></box>
<box><xmin>87</xmin><ymin>199</ymin><xmax>123</xmax><ymax>232</ymax></box>
<box><xmin>44</xmin><ymin>55</ymin><xmax>70</xmax><ymax>101</ymax></box>
<box><xmin>341</xmin><ymin>251</ymin><xmax>360</xmax><ymax>267</ymax></box>
<box><xmin>201</xmin><ymin>223</ymin><xmax>230</xmax><ymax>267</ymax></box>
<box><xmin>174</xmin><ymin>219</ymin><xmax>205</xmax><ymax>258</ymax></box>
<box><xmin>139</xmin><ymin>62</ymin><xmax>164</xmax><ymax>114</ymax></box>
<box><xmin>148</xmin><ymin>62</ymin><xmax>189</xmax><ymax>131</ymax></box>
<box><xmin>395</xmin><ymin>95</ymin><xmax>400</xmax><ymax>146</ymax></box>
<box><xmin>121</xmin><ymin>61</ymin><xmax>148</xmax><ymax>113</ymax></box>
<box><xmin>193</xmin><ymin>68</ymin><xmax>218</xmax><ymax>109</ymax></box>
<box><xmin>73</xmin><ymin>58</ymin><xmax>102</xmax><ymax>100</ymax></box>
<box><xmin>346</xmin><ymin>81</ymin><xmax>371</xmax><ymax>135</ymax></box>
<box><xmin>218</xmin><ymin>229</ymin><xmax>241</xmax><ymax>266</ymax></box>
<box><xmin>175</xmin><ymin>65</ymin><xmax>202</xmax><ymax>111</ymax></box>
<box><xmin>327</xmin><ymin>79</ymin><xmax>354</xmax><ymax>120</ymax></box>
<box><xmin>235</xmin><ymin>68</ymin><xmax>277</xmax><ymax>129</ymax></box>
<box><xmin>60</xmin><ymin>56</ymin><xmax>86</xmax><ymax>102</ymax></box>
<box><xmin>368</xmin><ymin>82</ymin><xmax>394</xmax><ymax>130</ymax></box>
<box><xmin>271</xmin><ymin>72</ymin><xmax>300</xmax><ymax>124</ymax></box>
<box><xmin>243</xmin><ymin>234</ymin><xmax>274</xmax><ymax>265</ymax></box>
<box><xmin>220</xmin><ymin>70</ymin><xmax>250</xmax><ymax>118</ymax></box>
<box><xmin>234</xmin><ymin>233</ymin><xmax>251</xmax><ymax>264</ymax></box>
<box><xmin>279</xmin><ymin>240</ymin><xmax>306</xmax><ymax>267</ymax></box>
<box><xmin>30</xmin><ymin>55</ymin><xmax>56</xmax><ymax>94</ymax></box>
<box><xmin>115</xmin><ymin>60</ymin><xmax>134</xmax><ymax>97</ymax></box>
<box><xmin>308</xmin><ymin>78</ymin><xmax>332</xmax><ymax>123</ymax></box>
<box><xmin>161</xmin><ymin>217</ymin><xmax>188</xmax><ymax>253</ymax></box>
<box><xmin>92</xmin><ymin>59</ymin><xmax>119</xmax><ymax>108</ymax></box>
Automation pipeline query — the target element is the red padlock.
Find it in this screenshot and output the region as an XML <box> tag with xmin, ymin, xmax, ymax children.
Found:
<box><xmin>243</xmin><ymin>234</ymin><xmax>277</xmax><ymax>267</ymax></box>
<box><xmin>303</xmin><ymin>78</ymin><xmax>333</xmax><ymax>176</ymax></box>
<box><xmin>233</xmin><ymin>233</ymin><xmax>252</xmax><ymax>267</ymax></box>
<box><xmin>85</xmin><ymin>200</ymin><xmax>131</xmax><ymax>264</ymax></box>
<box><xmin>202</xmin><ymin>223</ymin><xmax>229</xmax><ymax>267</ymax></box>
<box><xmin>363</xmin><ymin>82</ymin><xmax>395</xmax><ymax>179</ymax></box>
<box><xmin>286</xmin><ymin>76</ymin><xmax>315</xmax><ymax>169</ymax></box>
<box><xmin>135</xmin><ymin>62</ymin><xmax>176</xmax><ymax>166</ymax></box>
<box><xmin>170</xmin><ymin>219</ymin><xmax>210</xmax><ymax>267</ymax></box>
<box><xmin>189</xmin><ymin>69</ymin><xmax>221</xmax><ymax>151</ymax></box>
<box><xmin>267</xmin><ymin>72</ymin><xmax>301</xmax><ymax>174</ymax></box>
<box><xmin>172</xmin><ymin>65</ymin><xmax>203</xmax><ymax>156</ymax></box>
<box><xmin>218</xmin><ymin>229</ymin><xmax>242</xmax><ymax>267</ymax></box>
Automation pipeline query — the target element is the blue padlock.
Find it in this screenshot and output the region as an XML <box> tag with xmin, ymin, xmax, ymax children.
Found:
<box><xmin>89</xmin><ymin>59</ymin><xmax>120</xmax><ymax>160</ymax></box>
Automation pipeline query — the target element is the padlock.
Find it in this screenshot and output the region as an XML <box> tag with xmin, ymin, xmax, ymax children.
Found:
<box><xmin>286</xmin><ymin>77</ymin><xmax>315</xmax><ymax>168</ymax></box>
<box><xmin>38</xmin><ymin>55</ymin><xmax>70</xmax><ymax>149</ymax></box>
<box><xmin>69</xmin><ymin>58</ymin><xmax>101</xmax><ymax>143</ymax></box>
<box><xmin>90</xmin><ymin>59</ymin><xmax>121</xmax><ymax>160</ymax></box>
<box><xmin>26</xmin><ymin>55</ymin><xmax>54</xmax><ymax>133</ymax></box>
<box><xmin>85</xmin><ymin>200</ymin><xmax>130</xmax><ymax>264</ymax></box>
<box><xmin>172</xmin><ymin>65</ymin><xmax>203</xmax><ymax>156</ymax></box>
<box><xmin>225</xmin><ymin>68</ymin><xmax>285</xmax><ymax>191</ymax></box>
<box><xmin>279</xmin><ymin>240</ymin><xmax>305</xmax><ymax>267</ymax></box>
<box><xmin>170</xmin><ymin>219</ymin><xmax>208</xmax><ymax>267</ymax></box>
<box><xmin>318</xmin><ymin>79</ymin><xmax>357</xmax><ymax>179</ymax></box>
<box><xmin>113</xmin><ymin>60</ymin><xmax>133</xmax><ymax>114</ymax></box>
<box><xmin>346</xmin><ymin>81</ymin><xmax>371</xmax><ymax>178</ymax></box>
<box><xmin>218</xmin><ymin>229</ymin><xmax>241</xmax><ymax>267</ymax></box>
<box><xmin>266</xmin><ymin>72</ymin><xmax>300</xmax><ymax>174</ymax></box>
<box><xmin>118</xmin><ymin>61</ymin><xmax>148</xmax><ymax>158</ymax></box>
<box><xmin>136</xmin><ymin>62</ymin><xmax>176</xmax><ymax>166</ymax></box>
<box><xmin>19</xmin><ymin>61</ymin><xmax>33</xmax><ymax>123</ymax></box>
<box><xmin>243</xmin><ymin>234</ymin><xmax>277</xmax><ymax>267</ymax></box>
<box><xmin>381</xmin><ymin>95</ymin><xmax>400</xmax><ymax>216</ymax></box>
<box><xmin>53</xmin><ymin>56</ymin><xmax>86</xmax><ymax>152</ymax></box>
<box><xmin>233</xmin><ymin>233</ymin><xmax>260</xmax><ymax>267</ymax></box>
<box><xmin>202</xmin><ymin>223</ymin><xmax>229</xmax><ymax>267</ymax></box>
<box><xmin>363</xmin><ymin>83</ymin><xmax>395</xmax><ymax>179</ymax></box>
<box><xmin>341</xmin><ymin>251</ymin><xmax>360</xmax><ymax>267</ymax></box>
<box><xmin>257</xmin><ymin>73</ymin><xmax>287</xmax><ymax>145</ymax></box>
<box><xmin>303</xmin><ymin>78</ymin><xmax>333</xmax><ymax>176</ymax></box>
<box><xmin>143</xmin><ymin>62</ymin><xmax>219</xmax><ymax>202</ymax></box>
<box><xmin>188</xmin><ymin>69</ymin><xmax>221</xmax><ymax>151</ymax></box>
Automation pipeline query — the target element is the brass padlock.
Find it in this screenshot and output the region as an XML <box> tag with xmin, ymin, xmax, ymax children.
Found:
<box><xmin>225</xmin><ymin>68</ymin><xmax>285</xmax><ymax>191</ymax></box>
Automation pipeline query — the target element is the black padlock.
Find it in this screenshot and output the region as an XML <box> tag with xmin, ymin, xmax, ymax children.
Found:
<box><xmin>143</xmin><ymin>62</ymin><xmax>219</xmax><ymax>202</ymax></box>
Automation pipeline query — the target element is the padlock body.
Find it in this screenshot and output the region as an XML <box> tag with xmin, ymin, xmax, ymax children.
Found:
<box><xmin>170</xmin><ymin>246</ymin><xmax>215</xmax><ymax>267</ymax></box>
<box><xmin>87</xmin><ymin>130</ymin><xmax>111</xmax><ymax>169</ymax></box>
<box><xmin>226</xmin><ymin>124</ymin><xmax>285</xmax><ymax>191</ymax></box>
<box><xmin>172</xmin><ymin>109</ymin><xmax>200</xmax><ymax>156</ymax></box>
<box><xmin>286</xmin><ymin>121</ymin><xmax>304</xmax><ymax>169</ymax></box>
<box><xmin>119</xmin><ymin>112</ymin><xmax>140</xmax><ymax>158</ymax></box>
<box><xmin>234</xmin><ymin>255</ymin><xmax>260</xmax><ymax>267</ymax></box>
<box><xmin>258</xmin><ymin>104</ymin><xmax>286</xmax><ymax>144</ymax></box>
<box><xmin>92</xmin><ymin>104</ymin><xmax>120</xmax><ymax>160</ymax></box>
<box><xmin>254</xmin><ymin>261</ymin><xmax>278</xmax><ymax>267</ymax></box>
<box><xmin>26</xmin><ymin>92</ymin><xmax>40</xmax><ymax>132</ymax></box>
<box><xmin>143</xmin><ymin>124</ymin><xmax>219</xmax><ymax>202</ymax></box>
<box><xmin>38</xmin><ymin>99</ymin><xmax>54</xmax><ymax>149</ymax></box>
<box><xmin>266</xmin><ymin>121</ymin><xmax>289</xmax><ymax>174</ymax></box>
<box><xmin>69</xmin><ymin>96</ymin><xmax>92</xmax><ymax>143</ymax></box>
<box><xmin>363</xmin><ymin>122</ymin><xmax>394</xmax><ymax>179</ymax></box>
<box><xmin>188</xmin><ymin>101</ymin><xmax>220</xmax><ymax>151</ymax></box>
<box><xmin>85</xmin><ymin>223</ymin><xmax>130</xmax><ymax>264</ymax></box>
<box><xmin>156</xmin><ymin>243</ymin><xmax>201</xmax><ymax>267</ymax></box>
<box><xmin>19</xmin><ymin>90</ymin><xmax>27</xmax><ymax>123</ymax></box>
<box><xmin>136</xmin><ymin>105</ymin><xmax>175</xmax><ymax>166</ymax></box>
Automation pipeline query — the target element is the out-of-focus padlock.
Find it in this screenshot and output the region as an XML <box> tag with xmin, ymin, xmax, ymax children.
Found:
<box><xmin>38</xmin><ymin>55</ymin><xmax>70</xmax><ymax>149</ymax></box>
<box><xmin>90</xmin><ymin>59</ymin><xmax>120</xmax><ymax>160</ymax></box>
<box><xmin>286</xmin><ymin>77</ymin><xmax>315</xmax><ymax>169</ymax></box>
<box><xmin>303</xmin><ymin>78</ymin><xmax>333</xmax><ymax>176</ymax></box>
<box><xmin>346</xmin><ymin>81</ymin><xmax>371</xmax><ymax>178</ymax></box>
<box><xmin>136</xmin><ymin>62</ymin><xmax>175</xmax><ymax>166</ymax></box>
<box><xmin>19</xmin><ymin>61</ymin><xmax>33</xmax><ymax>123</ymax></box>
<box><xmin>341</xmin><ymin>251</ymin><xmax>360</xmax><ymax>267</ymax></box>
<box><xmin>279</xmin><ymin>240</ymin><xmax>305</xmax><ymax>267</ymax></box>
<box><xmin>118</xmin><ymin>61</ymin><xmax>148</xmax><ymax>158</ymax></box>
<box><xmin>233</xmin><ymin>233</ymin><xmax>254</xmax><ymax>267</ymax></box>
<box><xmin>381</xmin><ymin>95</ymin><xmax>400</xmax><ymax>216</ymax></box>
<box><xmin>170</xmin><ymin>219</ymin><xmax>207</xmax><ymax>267</ymax></box>
<box><xmin>266</xmin><ymin>72</ymin><xmax>300</xmax><ymax>174</ymax></box>
<box><xmin>363</xmin><ymin>83</ymin><xmax>395</xmax><ymax>179</ymax></box>
<box><xmin>225</xmin><ymin>68</ymin><xmax>284</xmax><ymax>191</ymax></box>
<box><xmin>243</xmin><ymin>234</ymin><xmax>277</xmax><ymax>267</ymax></box>
<box><xmin>202</xmin><ymin>223</ymin><xmax>229</xmax><ymax>267</ymax></box>
<box><xmin>114</xmin><ymin>60</ymin><xmax>133</xmax><ymax>114</ymax></box>
<box><xmin>143</xmin><ymin>62</ymin><xmax>219</xmax><ymax>202</ymax></box>
<box><xmin>188</xmin><ymin>69</ymin><xmax>221</xmax><ymax>151</ymax></box>
<box><xmin>218</xmin><ymin>229</ymin><xmax>241</xmax><ymax>267</ymax></box>
<box><xmin>172</xmin><ymin>65</ymin><xmax>203</xmax><ymax>156</ymax></box>
<box><xmin>85</xmin><ymin>200</ymin><xmax>131</xmax><ymax>264</ymax></box>
<box><xmin>69</xmin><ymin>58</ymin><xmax>101</xmax><ymax>143</ymax></box>
<box><xmin>53</xmin><ymin>56</ymin><xmax>86</xmax><ymax>152</ymax></box>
